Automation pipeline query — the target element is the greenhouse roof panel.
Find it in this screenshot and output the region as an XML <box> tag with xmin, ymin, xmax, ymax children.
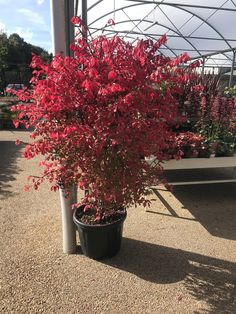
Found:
<box><xmin>79</xmin><ymin>0</ymin><xmax>236</xmax><ymax>63</ymax></box>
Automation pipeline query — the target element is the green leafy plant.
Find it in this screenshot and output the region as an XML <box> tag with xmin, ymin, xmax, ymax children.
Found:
<box><xmin>216</xmin><ymin>129</ymin><xmax>236</xmax><ymax>157</ymax></box>
<box><xmin>225</xmin><ymin>84</ymin><xmax>236</xmax><ymax>97</ymax></box>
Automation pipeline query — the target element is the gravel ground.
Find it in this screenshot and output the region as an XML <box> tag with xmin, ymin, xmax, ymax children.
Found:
<box><xmin>0</xmin><ymin>130</ymin><xmax>236</xmax><ymax>314</ymax></box>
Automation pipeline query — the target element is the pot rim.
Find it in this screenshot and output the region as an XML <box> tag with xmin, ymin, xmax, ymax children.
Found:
<box><xmin>73</xmin><ymin>204</ymin><xmax>127</xmax><ymax>230</ymax></box>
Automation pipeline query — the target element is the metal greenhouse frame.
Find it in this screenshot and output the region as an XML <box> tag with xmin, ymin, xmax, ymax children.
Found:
<box><xmin>51</xmin><ymin>0</ymin><xmax>236</xmax><ymax>85</ymax></box>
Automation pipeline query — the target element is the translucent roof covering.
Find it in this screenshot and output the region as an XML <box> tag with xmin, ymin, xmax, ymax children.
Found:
<box><xmin>77</xmin><ymin>0</ymin><xmax>236</xmax><ymax>68</ymax></box>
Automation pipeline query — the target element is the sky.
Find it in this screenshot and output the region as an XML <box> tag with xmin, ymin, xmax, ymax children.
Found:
<box><xmin>0</xmin><ymin>0</ymin><xmax>52</xmax><ymax>52</ymax></box>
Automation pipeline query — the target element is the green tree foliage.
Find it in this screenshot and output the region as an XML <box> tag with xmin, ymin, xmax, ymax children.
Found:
<box><xmin>0</xmin><ymin>32</ymin><xmax>9</xmax><ymax>68</ymax></box>
<box><xmin>0</xmin><ymin>31</ymin><xmax>52</xmax><ymax>70</ymax></box>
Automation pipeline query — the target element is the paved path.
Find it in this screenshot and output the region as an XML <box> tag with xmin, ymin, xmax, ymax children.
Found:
<box><xmin>0</xmin><ymin>130</ymin><xmax>236</xmax><ymax>313</ymax></box>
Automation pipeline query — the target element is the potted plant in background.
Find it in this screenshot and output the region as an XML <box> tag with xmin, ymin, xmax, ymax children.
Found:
<box><xmin>215</xmin><ymin>129</ymin><xmax>236</xmax><ymax>157</ymax></box>
<box><xmin>176</xmin><ymin>132</ymin><xmax>205</xmax><ymax>158</ymax></box>
<box><xmin>175</xmin><ymin>72</ymin><xmax>236</xmax><ymax>159</ymax></box>
<box><xmin>12</xmin><ymin>17</ymin><xmax>196</xmax><ymax>259</ymax></box>
<box><xmin>197</xmin><ymin>89</ymin><xmax>236</xmax><ymax>157</ymax></box>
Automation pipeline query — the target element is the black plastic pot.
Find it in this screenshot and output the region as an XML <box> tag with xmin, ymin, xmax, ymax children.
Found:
<box><xmin>73</xmin><ymin>205</ymin><xmax>127</xmax><ymax>260</ymax></box>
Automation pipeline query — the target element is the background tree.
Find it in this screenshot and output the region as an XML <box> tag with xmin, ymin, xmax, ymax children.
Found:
<box><xmin>0</xmin><ymin>32</ymin><xmax>9</xmax><ymax>69</ymax></box>
<box><xmin>0</xmin><ymin>31</ymin><xmax>52</xmax><ymax>92</ymax></box>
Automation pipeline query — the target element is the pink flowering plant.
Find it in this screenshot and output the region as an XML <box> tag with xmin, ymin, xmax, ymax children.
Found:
<box><xmin>12</xmin><ymin>18</ymin><xmax>194</xmax><ymax>222</ymax></box>
<box><xmin>176</xmin><ymin>132</ymin><xmax>206</xmax><ymax>158</ymax></box>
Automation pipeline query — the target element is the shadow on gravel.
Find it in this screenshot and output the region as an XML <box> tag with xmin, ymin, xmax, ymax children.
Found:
<box><xmin>152</xmin><ymin>182</ymin><xmax>236</xmax><ymax>241</ymax></box>
<box><xmin>102</xmin><ymin>238</ymin><xmax>236</xmax><ymax>314</ymax></box>
<box><xmin>0</xmin><ymin>141</ymin><xmax>22</xmax><ymax>199</ymax></box>
<box><xmin>173</xmin><ymin>183</ymin><xmax>236</xmax><ymax>241</ymax></box>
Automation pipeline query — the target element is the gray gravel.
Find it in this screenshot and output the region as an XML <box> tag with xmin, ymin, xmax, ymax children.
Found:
<box><xmin>1</xmin><ymin>130</ymin><xmax>236</xmax><ymax>314</ymax></box>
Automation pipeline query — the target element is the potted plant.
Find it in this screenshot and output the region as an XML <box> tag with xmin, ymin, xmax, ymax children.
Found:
<box><xmin>176</xmin><ymin>132</ymin><xmax>205</xmax><ymax>158</ymax></box>
<box><xmin>12</xmin><ymin>17</ymin><xmax>193</xmax><ymax>259</ymax></box>
<box><xmin>215</xmin><ymin>129</ymin><xmax>236</xmax><ymax>157</ymax></box>
<box><xmin>196</xmin><ymin>91</ymin><xmax>236</xmax><ymax>156</ymax></box>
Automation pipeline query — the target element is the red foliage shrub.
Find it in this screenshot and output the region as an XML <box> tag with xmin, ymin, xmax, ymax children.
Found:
<box><xmin>12</xmin><ymin>22</ymin><xmax>195</xmax><ymax>209</ymax></box>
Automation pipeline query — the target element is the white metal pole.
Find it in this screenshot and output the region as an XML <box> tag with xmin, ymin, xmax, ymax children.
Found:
<box><xmin>59</xmin><ymin>185</ymin><xmax>77</xmax><ymax>254</ymax></box>
<box><xmin>50</xmin><ymin>0</ymin><xmax>78</xmax><ymax>253</ymax></box>
<box><xmin>50</xmin><ymin>0</ymin><xmax>67</xmax><ymax>55</ymax></box>
<box><xmin>229</xmin><ymin>50</ymin><xmax>236</xmax><ymax>87</ymax></box>
<box><xmin>201</xmin><ymin>57</ymin><xmax>205</xmax><ymax>77</ymax></box>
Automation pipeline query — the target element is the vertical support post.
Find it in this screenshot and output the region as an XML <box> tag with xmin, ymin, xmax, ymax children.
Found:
<box><xmin>201</xmin><ymin>57</ymin><xmax>205</xmax><ymax>77</ymax></box>
<box><xmin>81</xmin><ymin>0</ymin><xmax>88</xmax><ymax>39</ymax></box>
<box><xmin>229</xmin><ymin>50</ymin><xmax>236</xmax><ymax>87</ymax></box>
<box><xmin>81</xmin><ymin>0</ymin><xmax>88</xmax><ymax>197</ymax></box>
<box><xmin>50</xmin><ymin>0</ymin><xmax>77</xmax><ymax>254</ymax></box>
<box><xmin>50</xmin><ymin>0</ymin><xmax>67</xmax><ymax>55</ymax></box>
<box><xmin>75</xmin><ymin>0</ymin><xmax>79</xmax><ymax>16</ymax></box>
<box><xmin>59</xmin><ymin>185</ymin><xmax>77</xmax><ymax>254</ymax></box>
<box><xmin>113</xmin><ymin>0</ymin><xmax>116</xmax><ymax>21</ymax></box>
<box><xmin>64</xmin><ymin>0</ymin><xmax>75</xmax><ymax>56</ymax></box>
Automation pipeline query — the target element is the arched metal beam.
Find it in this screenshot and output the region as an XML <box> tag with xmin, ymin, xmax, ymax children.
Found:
<box><xmin>89</xmin><ymin>3</ymin><xmax>161</xmax><ymax>26</ymax></box>
<box><xmin>90</xmin><ymin>27</ymin><xmax>236</xmax><ymax>43</ymax></box>
<box><xmin>125</xmin><ymin>1</ymin><xmax>236</xmax><ymax>12</ymax></box>
<box><xmin>88</xmin><ymin>2</ymin><xmax>233</xmax><ymax>56</ymax></box>
<box><xmin>144</xmin><ymin>20</ymin><xmax>202</xmax><ymax>56</ymax></box>
<box><xmin>90</xmin><ymin>26</ymin><xmax>178</xmax><ymax>57</ymax></box>
<box><xmin>104</xmin><ymin>32</ymin><xmax>166</xmax><ymax>57</ymax></box>
<box><xmin>91</xmin><ymin>18</ymin><xmax>203</xmax><ymax>57</ymax></box>
<box><xmin>151</xmin><ymin>4</ymin><xmax>203</xmax><ymax>56</ymax></box>
<box><xmin>173</xmin><ymin>5</ymin><xmax>232</xmax><ymax>50</ymax></box>
<box><xmin>120</xmin><ymin>3</ymin><xmax>162</xmax><ymax>41</ymax></box>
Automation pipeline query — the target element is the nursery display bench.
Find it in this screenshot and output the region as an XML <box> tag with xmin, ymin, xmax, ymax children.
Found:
<box><xmin>162</xmin><ymin>157</ymin><xmax>236</xmax><ymax>186</ymax></box>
